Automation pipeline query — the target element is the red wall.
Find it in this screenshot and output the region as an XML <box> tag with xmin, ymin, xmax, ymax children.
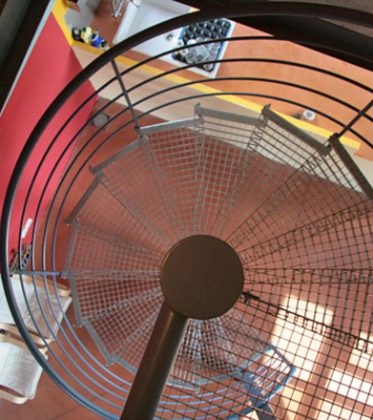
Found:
<box><xmin>0</xmin><ymin>14</ymin><xmax>96</xmax><ymax>253</ymax></box>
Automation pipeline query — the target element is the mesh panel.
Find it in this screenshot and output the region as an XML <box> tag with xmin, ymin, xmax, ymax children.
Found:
<box><xmin>227</xmin><ymin>146</ymin><xmax>367</xmax><ymax>254</ymax></box>
<box><xmin>193</xmin><ymin>108</ymin><xmax>262</xmax><ymax>237</ymax></box>
<box><xmin>65</xmin><ymin>222</ymin><xmax>163</xmax><ymax>365</ymax></box>
<box><xmin>172</xmin><ymin>314</ymin><xmax>266</xmax><ymax>387</ymax></box>
<box><xmin>98</xmin><ymin>140</ymin><xmax>177</xmax><ymax>251</ymax></box>
<box><xmin>69</xmin><ymin>178</ymin><xmax>166</xmax><ymax>253</ymax></box>
<box><xmin>140</xmin><ymin>125</ymin><xmax>203</xmax><ymax>238</ymax></box>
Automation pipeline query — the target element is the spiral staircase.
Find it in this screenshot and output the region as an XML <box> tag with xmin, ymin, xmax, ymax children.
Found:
<box><xmin>1</xmin><ymin>2</ymin><xmax>372</xmax><ymax>419</ymax></box>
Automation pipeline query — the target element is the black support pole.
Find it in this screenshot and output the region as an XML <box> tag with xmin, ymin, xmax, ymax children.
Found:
<box><xmin>121</xmin><ymin>301</ymin><xmax>188</xmax><ymax>419</ymax></box>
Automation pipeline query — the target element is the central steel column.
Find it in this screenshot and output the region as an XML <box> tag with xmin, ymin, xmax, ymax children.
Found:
<box><xmin>120</xmin><ymin>301</ymin><xmax>187</xmax><ymax>420</ymax></box>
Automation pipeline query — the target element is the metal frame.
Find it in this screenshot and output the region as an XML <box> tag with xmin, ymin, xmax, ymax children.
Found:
<box><xmin>233</xmin><ymin>344</ymin><xmax>296</xmax><ymax>418</ymax></box>
<box><xmin>329</xmin><ymin>134</ymin><xmax>373</xmax><ymax>199</ymax></box>
<box><xmin>0</xmin><ymin>3</ymin><xmax>372</xmax><ymax>419</ymax></box>
<box><xmin>195</xmin><ymin>103</ymin><xmax>262</xmax><ymax>126</ymax></box>
<box><xmin>261</xmin><ymin>105</ymin><xmax>328</xmax><ymax>154</ymax></box>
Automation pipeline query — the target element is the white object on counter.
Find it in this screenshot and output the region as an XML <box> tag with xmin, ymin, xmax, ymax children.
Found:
<box><xmin>112</xmin><ymin>0</ymin><xmax>234</xmax><ymax>78</ymax></box>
